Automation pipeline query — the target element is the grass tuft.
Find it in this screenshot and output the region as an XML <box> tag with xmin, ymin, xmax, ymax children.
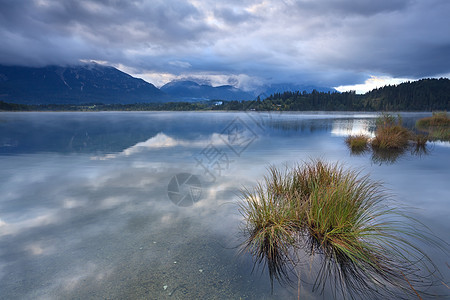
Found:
<box><xmin>416</xmin><ymin>111</ymin><xmax>450</xmax><ymax>127</ymax></box>
<box><xmin>371</xmin><ymin>114</ymin><xmax>411</xmax><ymax>149</ymax></box>
<box><xmin>240</xmin><ymin>159</ymin><xmax>443</xmax><ymax>299</ymax></box>
<box><xmin>345</xmin><ymin>135</ymin><xmax>370</xmax><ymax>153</ymax></box>
<box><xmin>416</xmin><ymin>112</ymin><xmax>450</xmax><ymax>141</ymax></box>
<box><xmin>346</xmin><ymin>114</ymin><xmax>434</xmax><ymax>163</ymax></box>
<box><xmin>411</xmin><ymin>133</ymin><xmax>428</xmax><ymax>147</ymax></box>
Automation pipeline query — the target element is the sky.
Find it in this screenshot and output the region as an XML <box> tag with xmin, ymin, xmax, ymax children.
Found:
<box><xmin>1</xmin><ymin>0</ymin><xmax>449</xmax><ymax>93</ymax></box>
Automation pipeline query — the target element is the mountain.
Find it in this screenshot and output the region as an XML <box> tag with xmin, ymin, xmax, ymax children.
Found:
<box><xmin>258</xmin><ymin>83</ymin><xmax>337</xmax><ymax>99</ymax></box>
<box><xmin>0</xmin><ymin>64</ymin><xmax>339</xmax><ymax>105</ymax></box>
<box><xmin>0</xmin><ymin>64</ymin><xmax>166</xmax><ymax>104</ymax></box>
<box><xmin>161</xmin><ymin>80</ymin><xmax>254</xmax><ymax>101</ymax></box>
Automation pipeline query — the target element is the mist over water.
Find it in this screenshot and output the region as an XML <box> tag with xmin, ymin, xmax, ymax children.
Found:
<box><xmin>0</xmin><ymin>112</ymin><xmax>448</xmax><ymax>299</ymax></box>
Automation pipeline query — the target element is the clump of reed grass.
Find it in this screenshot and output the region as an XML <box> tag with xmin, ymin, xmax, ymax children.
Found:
<box><xmin>345</xmin><ymin>114</ymin><xmax>431</xmax><ymax>163</ymax></box>
<box><xmin>416</xmin><ymin>112</ymin><xmax>450</xmax><ymax>141</ymax></box>
<box><xmin>345</xmin><ymin>135</ymin><xmax>370</xmax><ymax>153</ymax></box>
<box><xmin>239</xmin><ymin>159</ymin><xmax>442</xmax><ymax>299</ymax></box>
<box><xmin>429</xmin><ymin>127</ymin><xmax>450</xmax><ymax>141</ymax></box>
<box><xmin>240</xmin><ymin>182</ymin><xmax>298</xmax><ymax>287</ymax></box>
<box><xmin>416</xmin><ymin>111</ymin><xmax>450</xmax><ymax>128</ymax></box>
<box><xmin>371</xmin><ymin>113</ymin><xmax>411</xmax><ymax>149</ymax></box>
<box><xmin>411</xmin><ymin>133</ymin><xmax>429</xmax><ymax>147</ymax></box>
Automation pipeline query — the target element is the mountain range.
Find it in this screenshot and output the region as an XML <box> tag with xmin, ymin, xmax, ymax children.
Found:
<box><xmin>161</xmin><ymin>80</ymin><xmax>254</xmax><ymax>101</ymax></box>
<box><xmin>0</xmin><ymin>64</ymin><xmax>336</xmax><ymax>104</ymax></box>
<box><xmin>0</xmin><ymin>64</ymin><xmax>165</xmax><ymax>104</ymax></box>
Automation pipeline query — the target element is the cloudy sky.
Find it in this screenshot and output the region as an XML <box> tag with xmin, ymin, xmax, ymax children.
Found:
<box><xmin>1</xmin><ymin>0</ymin><xmax>449</xmax><ymax>93</ymax></box>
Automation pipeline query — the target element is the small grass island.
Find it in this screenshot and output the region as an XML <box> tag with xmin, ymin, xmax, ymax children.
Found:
<box><xmin>416</xmin><ymin>111</ymin><xmax>450</xmax><ymax>141</ymax></box>
<box><xmin>239</xmin><ymin>159</ymin><xmax>444</xmax><ymax>299</ymax></box>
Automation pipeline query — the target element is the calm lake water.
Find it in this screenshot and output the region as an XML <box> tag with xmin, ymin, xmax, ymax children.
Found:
<box><xmin>0</xmin><ymin>112</ymin><xmax>449</xmax><ymax>299</ymax></box>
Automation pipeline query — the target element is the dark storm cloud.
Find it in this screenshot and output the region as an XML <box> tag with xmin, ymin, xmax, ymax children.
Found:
<box><xmin>303</xmin><ymin>0</ymin><xmax>450</xmax><ymax>78</ymax></box>
<box><xmin>294</xmin><ymin>0</ymin><xmax>412</xmax><ymax>16</ymax></box>
<box><xmin>0</xmin><ymin>0</ymin><xmax>212</xmax><ymax>66</ymax></box>
<box><xmin>0</xmin><ymin>0</ymin><xmax>449</xmax><ymax>88</ymax></box>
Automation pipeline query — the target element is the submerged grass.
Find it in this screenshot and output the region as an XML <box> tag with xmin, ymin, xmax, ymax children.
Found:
<box><xmin>240</xmin><ymin>159</ymin><xmax>443</xmax><ymax>299</ymax></box>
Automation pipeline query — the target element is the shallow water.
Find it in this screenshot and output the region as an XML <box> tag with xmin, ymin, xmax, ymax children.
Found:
<box><xmin>0</xmin><ymin>111</ymin><xmax>449</xmax><ymax>299</ymax></box>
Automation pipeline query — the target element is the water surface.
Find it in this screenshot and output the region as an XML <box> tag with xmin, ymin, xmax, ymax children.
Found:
<box><xmin>0</xmin><ymin>112</ymin><xmax>449</xmax><ymax>299</ymax></box>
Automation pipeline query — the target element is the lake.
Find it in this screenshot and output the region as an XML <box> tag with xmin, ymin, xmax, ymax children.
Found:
<box><xmin>0</xmin><ymin>111</ymin><xmax>449</xmax><ymax>299</ymax></box>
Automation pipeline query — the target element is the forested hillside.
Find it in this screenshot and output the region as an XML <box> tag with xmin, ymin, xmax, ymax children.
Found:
<box><xmin>246</xmin><ymin>78</ymin><xmax>449</xmax><ymax>111</ymax></box>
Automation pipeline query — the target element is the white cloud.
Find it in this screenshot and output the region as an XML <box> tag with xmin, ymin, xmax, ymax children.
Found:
<box><xmin>335</xmin><ymin>75</ymin><xmax>414</xmax><ymax>94</ymax></box>
<box><xmin>0</xmin><ymin>210</ymin><xmax>61</xmax><ymax>237</ymax></box>
<box><xmin>91</xmin><ymin>132</ymin><xmax>251</xmax><ymax>160</ymax></box>
<box><xmin>168</xmin><ymin>60</ymin><xmax>192</xmax><ymax>69</ymax></box>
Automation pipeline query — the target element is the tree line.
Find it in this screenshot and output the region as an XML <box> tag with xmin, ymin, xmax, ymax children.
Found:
<box><xmin>217</xmin><ymin>78</ymin><xmax>448</xmax><ymax>111</ymax></box>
